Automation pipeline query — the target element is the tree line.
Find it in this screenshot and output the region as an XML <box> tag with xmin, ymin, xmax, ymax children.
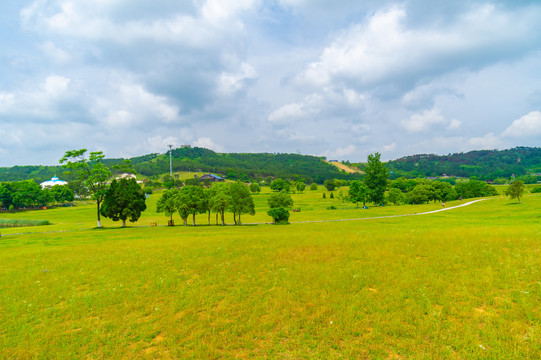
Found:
<box><xmin>0</xmin><ymin>181</ymin><xmax>74</xmax><ymax>210</ymax></box>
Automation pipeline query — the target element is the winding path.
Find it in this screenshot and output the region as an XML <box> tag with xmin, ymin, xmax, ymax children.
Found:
<box><xmin>290</xmin><ymin>198</ymin><xmax>490</xmax><ymax>224</ymax></box>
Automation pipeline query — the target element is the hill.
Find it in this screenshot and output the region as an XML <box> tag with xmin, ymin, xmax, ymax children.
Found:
<box><xmin>0</xmin><ymin>146</ymin><xmax>539</xmax><ymax>183</ymax></box>
<box><xmin>385</xmin><ymin>147</ymin><xmax>541</xmax><ymax>180</ymax></box>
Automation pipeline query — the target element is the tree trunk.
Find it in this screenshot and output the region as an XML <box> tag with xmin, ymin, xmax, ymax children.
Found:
<box><xmin>238</xmin><ymin>213</ymin><xmax>241</xmax><ymax>225</ymax></box>
<box><xmin>221</xmin><ymin>211</ymin><xmax>225</xmax><ymax>226</ymax></box>
<box><xmin>208</xmin><ymin>211</ymin><xmax>210</xmax><ymax>225</ymax></box>
<box><xmin>122</xmin><ymin>219</ymin><xmax>126</xmax><ymax>227</ymax></box>
<box><xmin>192</xmin><ymin>213</ymin><xmax>196</xmax><ymax>226</ymax></box>
<box><xmin>233</xmin><ymin>213</ymin><xmax>237</xmax><ymax>225</ymax></box>
<box><xmin>96</xmin><ymin>200</ymin><xmax>102</xmax><ymax>228</ymax></box>
<box><xmin>216</xmin><ymin>213</ymin><xmax>219</xmax><ymax>225</ymax></box>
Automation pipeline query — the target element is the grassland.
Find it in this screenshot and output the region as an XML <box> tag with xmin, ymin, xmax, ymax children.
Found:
<box><xmin>0</xmin><ymin>187</ymin><xmax>540</xmax><ymax>359</ymax></box>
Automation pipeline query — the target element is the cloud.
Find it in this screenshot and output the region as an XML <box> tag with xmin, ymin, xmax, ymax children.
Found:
<box><xmin>218</xmin><ymin>62</ymin><xmax>258</xmax><ymax>95</ymax></box>
<box><xmin>324</xmin><ymin>144</ymin><xmax>357</xmax><ymax>160</ymax></box>
<box><xmin>147</xmin><ymin>135</ymin><xmax>178</xmax><ymax>153</ymax></box>
<box><xmin>295</xmin><ymin>5</ymin><xmax>541</xmax><ymax>95</ymax></box>
<box><xmin>401</xmin><ymin>107</ymin><xmax>459</xmax><ymax>133</ymax></box>
<box><xmin>193</xmin><ymin>137</ymin><xmax>225</xmax><ymax>152</ymax></box>
<box><xmin>468</xmin><ymin>133</ymin><xmax>501</xmax><ymax>150</ymax></box>
<box><xmin>501</xmin><ymin>111</ymin><xmax>541</xmax><ymax>138</ymax></box>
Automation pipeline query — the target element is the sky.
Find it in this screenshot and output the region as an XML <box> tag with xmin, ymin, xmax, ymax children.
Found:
<box><xmin>0</xmin><ymin>0</ymin><xmax>540</xmax><ymax>166</ymax></box>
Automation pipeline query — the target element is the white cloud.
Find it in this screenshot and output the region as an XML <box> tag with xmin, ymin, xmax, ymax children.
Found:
<box><xmin>146</xmin><ymin>135</ymin><xmax>178</xmax><ymax>154</ymax></box>
<box><xmin>401</xmin><ymin>107</ymin><xmax>458</xmax><ymax>133</ymax></box>
<box><xmin>193</xmin><ymin>137</ymin><xmax>225</xmax><ymax>152</ymax></box>
<box><xmin>468</xmin><ymin>133</ymin><xmax>501</xmax><ymax>150</ymax></box>
<box><xmin>218</xmin><ymin>62</ymin><xmax>258</xmax><ymax>95</ymax></box>
<box><xmin>324</xmin><ymin>144</ymin><xmax>357</xmax><ymax>159</ymax></box>
<box><xmin>502</xmin><ymin>111</ymin><xmax>541</xmax><ymax>138</ymax></box>
<box><xmin>295</xmin><ymin>5</ymin><xmax>541</xmax><ymax>92</ymax></box>
<box><xmin>383</xmin><ymin>142</ymin><xmax>396</xmax><ymax>152</ymax></box>
<box><xmin>39</xmin><ymin>41</ymin><xmax>71</xmax><ymax>63</ymax></box>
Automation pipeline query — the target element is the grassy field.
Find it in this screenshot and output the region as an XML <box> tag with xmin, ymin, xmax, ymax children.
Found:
<box><xmin>0</xmin><ymin>187</ymin><xmax>540</xmax><ymax>359</ymax></box>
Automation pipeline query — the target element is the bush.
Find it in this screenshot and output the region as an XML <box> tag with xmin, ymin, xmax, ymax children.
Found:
<box><xmin>330</xmin><ymin>192</ymin><xmax>334</xmax><ymax>199</ymax></box>
<box><xmin>531</xmin><ymin>186</ymin><xmax>541</xmax><ymax>193</ymax></box>
<box><xmin>327</xmin><ymin>205</ymin><xmax>337</xmax><ymax>210</ymax></box>
<box><xmin>310</xmin><ymin>183</ymin><xmax>318</xmax><ymax>190</ymax></box>
<box><xmin>267</xmin><ymin>207</ymin><xmax>290</xmax><ymax>224</ymax></box>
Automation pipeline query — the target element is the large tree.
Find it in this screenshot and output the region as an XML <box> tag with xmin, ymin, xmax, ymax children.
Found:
<box><xmin>267</xmin><ymin>191</ymin><xmax>294</xmax><ymax>224</ymax></box>
<box><xmin>100</xmin><ymin>178</ymin><xmax>147</xmax><ymax>227</ymax></box>
<box><xmin>364</xmin><ymin>153</ymin><xmax>390</xmax><ymax>205</ymax></box>
<box><xmin>209</xmin><ymin>183</ymin><xmax>231</xmax><ymax>226</ymax></box>
<box><xmin>60</xmin><ymin>149</ymin><xmax>112</xmax><ymax>227</ymax></box>
<box><xmin>178</xmin><ymin>185</ymin><xmax>206</xmax><ymax>226</ymax></box>
<box><xmin>348</xmin><ymin>180</ymin><xmax>369</xmax><ymax>207</ymax></box>
<box><xmin>229</xmin><ymin>182</ymin><xmax>255</xmax><ymax>225</ymax></box>
<box><xmin>505</xmin><ymin>180</ymin><xmax>525</xmax><ymax>203</ymax></box>
<box><xmin>156</xmin><ymin>188</ymin><xmax>179</xmax><ymax>224</ymax></box>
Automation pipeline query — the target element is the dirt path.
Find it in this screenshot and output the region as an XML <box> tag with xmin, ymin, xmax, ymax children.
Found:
<box><xmin>290</xmin><ymin>198</ymin><xmax>489</xmax><ymax>224</ymax></box>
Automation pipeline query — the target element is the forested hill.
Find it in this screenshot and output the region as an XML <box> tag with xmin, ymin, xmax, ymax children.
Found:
<box><xmin>129</xmin><ymin>147</ymin><xmax>359</xmax><ymax>183</ymax></box>
<box><xmin>386</xmin><ymin>147</ymin><xmax>541</xmax><ymax>180</ymax></box>
<box><xmin>1</xmin><ymin>146</ymin><xmax>539</xmax><ymax>183</ymax></box>
<box><xmin>0</xmin><ymin>148</ymin><xmax>360</xmax><ymax>184</ymax></box>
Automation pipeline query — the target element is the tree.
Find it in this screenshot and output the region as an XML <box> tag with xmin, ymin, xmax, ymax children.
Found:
<box><xmin>295</xmin><ymin>181</ymin><xmax>306</xmax><ymax>193</ymax></box>
<box><xmin>250</xmin><ymin>183</ymin><xmax>261</xmax><ymax>194</ymax></box>
<box><xmin>387</xmin><ymin>188</ymin><xmax>405</xmax><ymax>205</ymax></box>
<box><xmin>209</xmin><ymin>183</ymin><xmax>232</xmax><ymax>225</ymax></box>
<box><xmin>270</xmin><ymin>178</ymin><xmax>290</xmax><ymax>192</ymax></box>
<box><xmin>229</xmin><ymin>182</ymin><xmax>255</xmax><ymax>225</ymax></box>
<box><xmin>60</xmin><ymin>149</ymin><xmax>112</xmax><ymax>227</ymax></box>
<box><xmin>100</xmin><ymin>178</ymin><xmax>147</xmax><ymax>227</ymax></box>
<box><xmin>364</xmin><ymin>153</ymin><xmax>389</xmax><ymax>205</ymax></box>
<box><xmin>178</xmin><ymin>185</ymin><xmax>206</xmax><ymax>226</ymax></box>
<box><xmin>348</xmin><ymin>180</ymin><xmax>369</xmax><ymax>207</ymax></box>
<box><xmin>49</xmin><ymin>184</ymin><xmax>74</xmax><ymax>204</ymax></box>
<box><xmin>505</xmin><ymin>180</ymin><xmax>525</xmax><ymax>203</ymax></box>
<box><xmin>310</xmin><ymin>183</ymin><xmax>318</xmax><ymax>190</ymax></box>
<box><xmin>156</xmin><ymin>188</ymin><xmax>179</xmax><ymax>224</ymax></box>
<box><xmin>267</xmin><ymin>191</ymin><xmax>294</xmax><ymax>224</ymax></box>
<box><xmin>324</xmin><ymin>179</ymin><xmax>336</xmax><ymax>191</ymax></box>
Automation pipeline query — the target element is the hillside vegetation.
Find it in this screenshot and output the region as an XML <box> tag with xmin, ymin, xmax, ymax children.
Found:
<box><xmin>385</xmin><ymin>146</ymin><xmax>541</xmax><ymax>180</ymax></box>
<box><xmin>0</xmin><ymin>146</ymin><xmax>539</xmax><ymax>183</ymax></box>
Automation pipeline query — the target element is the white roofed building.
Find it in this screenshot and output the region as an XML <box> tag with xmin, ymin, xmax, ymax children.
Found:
<box><xmin>40</xmin><ymin>176</ymin><xmax>68</xmax><ymax>189</ymax></box>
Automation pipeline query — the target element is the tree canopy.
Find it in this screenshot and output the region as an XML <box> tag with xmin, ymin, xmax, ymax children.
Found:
<box><xmin>100</xmin><ymin>178</ymin><xmax>147</xmax><ymax>227</ymax></box>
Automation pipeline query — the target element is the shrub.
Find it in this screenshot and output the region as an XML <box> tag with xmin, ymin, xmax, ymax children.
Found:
<box><xmin>267</xmin><ymin>207</ymin><xmax>290</xmax><ymax>224</ymax></box>
<box><xmin>327</xmin><ymin>205</ymin><xmax>337</xmax><ymax>210</ymax></box>
<box><xmin>531</xmin><ymin>186</ymin><xmax>541</xmax><ymax>193</ymax></box>
<box><xmin>310</xmin><ymin>183</ymin><xmax>318</xmax><ymax>190</ymax></box>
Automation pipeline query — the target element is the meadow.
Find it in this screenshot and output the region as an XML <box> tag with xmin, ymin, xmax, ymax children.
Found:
<box><xmin>0</xmin><ymin>187</ymin><xmax>539</xmax><ymax>359</ymax></box>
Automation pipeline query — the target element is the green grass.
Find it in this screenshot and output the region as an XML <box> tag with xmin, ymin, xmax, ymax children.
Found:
<box><xmin>0</xmin><ymin>189</ymin><xmax>539</xmax><ymax>359</ymax></box>
<box><xmin>0</xmin><ymin>218</ymin><xmax>51</xmax><ymax>228</ymax></box>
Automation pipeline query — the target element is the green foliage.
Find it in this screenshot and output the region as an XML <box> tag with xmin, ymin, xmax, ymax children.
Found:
<box><xmin>364</xmin><ymin>153</ymin><xmax>390</xmax><ymax>205</ymax></box>
<box><xmin>0</xmin><ymin>218</ymin><xmax>50</xmax><ymax>228</ymax></box>
<box><xmin>268</xmin><ymin>192</ymin><xmax>294</xmax><ymax>209</ymax></box>
<box><xmin>517</xmin><ymin>175</ymin><xmax>539</xmax><ymax>184</ymax></box>
<box><xmin>209</xmin><ymin>183</ymin><xmax>232</xmax><ymax>225</ymax></box>
<box><xmin>326</xmin><ymin>205</ymin><xmax>337</xmax><ymax>210</ymax></box>
<box><xmin>60</xmin><ymin>149</ymin><xmax>112</xmax><ymax>227</ymax></box>
<box><xmin>349</xmin><ymin>180</ymin><xmax>369</xmax><ymax>207</ymax></box>
<box><xmin>531</xmin><ymin>186</ymin><xmax>541</xmax><ymax>193</ymax></box>
<box><xmin>329</xmin><ymin>192</ymin><xmax>334</xmax><ymax>199</ymax></box>
<box><xmin>249</xmin><ymin>183</ymin><xmax>261</xmax><ymax>194</ymax></box>
<box><xmin>310</xmin><ymin>183</ymin><xmax>318</xmax><ymax>190</ymax></box>
<box><xmin>505</xmin><ymin>180</ymin><xmax>525</xmax><ymax>203</ymax></box>
<box><xmin>432</xmin><ymin>181</ymin><xmax>458</xmax><ymax>202</ymax></box>
<box><xmin>100</xmin><ymin>178</ymin><xmax>147</xmax><ymax>227</ymax></box>
<box><xmin>387</xmin><ymin>188</ymin><xmax>405</xmax><ymax>205</ymax></box>
<box><xmin>0</xmin><ymin>180</ymin><xmax>51</xmax><ymax>209</ymax></box>
<box><xmin>178</xmin><ymin>185</ymin><xmax>207</xmax><ymax>226</ymax></box>
<box><xmin>323</xmin><ymin>179</ymin><xmax>335</xmax><ymax>191</ymax></box>
<box><xmin>407</xmin><ymin>184</ymin><xmax>434</xmax><ymax>205</ymax></box>
<box><xmin>229</xmin><ymin>182</ymin><xmax>255</xmax><ymax>225</ymax></box>
<box><xmin>156</xmin><ymin>188</ymin><xmax>179</xmax><ymax>222</ymax></box>
<box><xmin>322</xmin><ymin>193</ymin><xmax>326</xmax><ymax>199</ymax></box>
<box><xmin>455</xmin><ymin>180</ymin><xmax>498</xmax><ymax>199</ymax></box>
<box><xmin>295</xmin><ymin>181</ymin><xmax>306</xmax><ymax>193</ymax></box>
<box><xmin>267</xmin><ymin>207</ymin><xmax>291</xmax><ymax>224</ymax></box>
<box><xmin>270</xmin><ymin>178</ymin><xmax>290</xmax><ymax>192</ymax></box>
<box><xmin>386</xmin><ymin>147</ymin><xmax>541</xmax><ymax>180</ymax></box>
<box><xmin>49</xmin><ymin>185</ymin><xmax>74</xmax><ymax>204</ymax></box>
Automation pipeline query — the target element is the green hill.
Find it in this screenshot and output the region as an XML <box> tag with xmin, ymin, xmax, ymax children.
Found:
<box><xmin>385</xmin><ymin>146</ymin><xmax>541</xmax><ymax>180</ymax></box>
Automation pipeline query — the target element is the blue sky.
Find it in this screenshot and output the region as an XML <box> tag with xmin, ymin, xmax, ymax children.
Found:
<box><xmin>0</xmin><ymin>0</ymin><xmax>540</xmax><ymax>166</ymax></box>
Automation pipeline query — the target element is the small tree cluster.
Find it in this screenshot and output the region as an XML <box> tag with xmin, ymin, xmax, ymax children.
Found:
<box><xmin>267</xmin><ymin>191</ymin><xmax>293</xmax><ymax>224</ymax></box>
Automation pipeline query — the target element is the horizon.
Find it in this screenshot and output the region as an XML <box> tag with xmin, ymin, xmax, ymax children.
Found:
<box><xmin>1</xmin><ymin>1</ymin><xmax>540</xmax><ymax>167</ymax></box>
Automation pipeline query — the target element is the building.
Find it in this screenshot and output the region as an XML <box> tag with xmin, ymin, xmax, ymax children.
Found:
<box><xmin>198</xmin><ymin>174</ymin><xmax>225</xmax><ymax>182</ymax></box>
<box><xmin>40</xmin><ymin>176</ymin><xmax>68</xmax><ymax>189</ymax></box>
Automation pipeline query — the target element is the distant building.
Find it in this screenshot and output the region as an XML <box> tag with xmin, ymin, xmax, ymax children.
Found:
<box><xmin>40</xmin><ymin>176</ymin><xmax>68</xmax><ymax>189</ymax></box>
<box><xmin>198</xmin><ymin>174</ymin><xmax>225</xmax><ymax>182</ymax></box>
